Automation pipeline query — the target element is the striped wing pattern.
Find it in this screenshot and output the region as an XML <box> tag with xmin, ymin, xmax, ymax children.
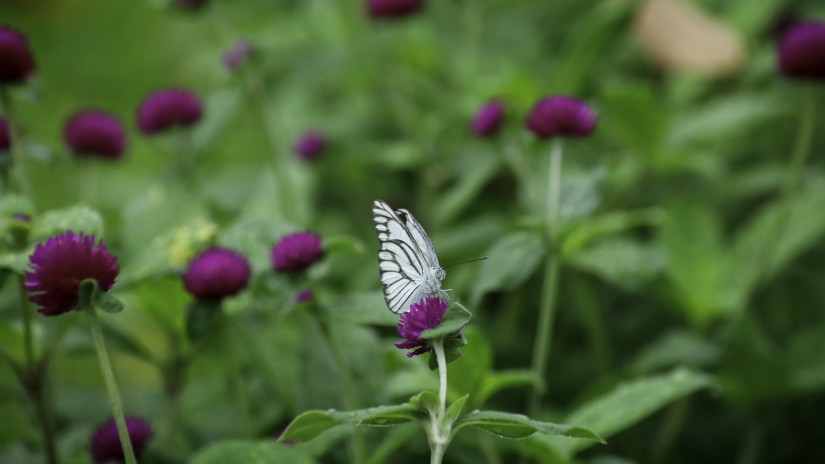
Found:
<box><xmin>373</xmin><ymin>200</ymin><xmax>441</xmax><ymax>314</ymax></box>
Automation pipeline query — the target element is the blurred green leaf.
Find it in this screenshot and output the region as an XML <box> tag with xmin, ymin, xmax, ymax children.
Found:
<box><xmin>434</xmin><ymin>155</ymin><xmax>501</xmax><ymax>225</ymax></box>
<box><xmin>191</xmin><ymin>440</ymin><xmax>316</xmax><ymax>464</ymax></box>
<box><xmin>630</xmin><ymin>330</ymin><xmax>721</xmax><ymax>374</ymax></box>
<box><xmin>421</xmin><ymin>300</ymin><xmax>472</xmax><ymax>340</ymax></box>
<box><xmin>471</xmin><ymin>231</ymin><xmax>544</xmax><ymax>306</ymax></box>
<box><xmin>31</xmin><ymin>204</ymin><xmax>104</xmax><ymax>241</ymax></box>
<box><xmin>185</xmin><ymin>299</ymin><xmax>223</xmax><ymax>342</ymax></box>
<box><xmin>455</xmin><ymin>410</ymin><xmax>605</xmax><ymax>442</ymax></box>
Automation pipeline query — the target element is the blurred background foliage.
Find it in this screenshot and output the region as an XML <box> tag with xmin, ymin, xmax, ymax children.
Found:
<box><xmin>2</xmin><ymin>0</ymin><xmax>825</xmax><ymax>462</ymax></box>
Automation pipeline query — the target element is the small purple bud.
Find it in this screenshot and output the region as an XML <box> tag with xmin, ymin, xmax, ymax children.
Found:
<box><xmin>471</xmin><ymin>100</ymin><xmax>505</xmax><ymax>137</ymax></box>
<box><xmin>293</xmin><ymin>131</ymin><xmax>327</xmax><ymax>161</ymax></box>
<box><xmin>367</xmin><ymin>0</ymin><xmax>424</xmax><ymax>19</ymax></box>
<box><xmin>272</xmin><ymin>232</ymin><xmax>323</xmax><ymax>272</ymax></box>
<box><xmin>12</xmin><ymin>212</ymin><xmax>31</xmax><ymax>223</ymax></box>
<box><xmin>0</xmin><ymin>27</ymin><xmax>36</xmax><ymax>85</ymax></box>
<box><xmin>296</xmin><ymin>289</ymin><xmax>313</xmax><ymax>303</ymax></box>
<box><xmin>0</xmin><ymin>117</ymin><xmax>9</xmax><ymax>152</ymax></box>
<box><xmin>223</xmin><ymin>40</ymin><xmax>253</xmax><ymax>71</ymax></box>
<box><xmin>526</xmin><ymin>95</ymin><xmax>597</xmax><ymax>139</ymax></box>
<box><xmin>183</xmin><ymin>248</ymin><xmax>252</xmax><ymax>300</ymax></box>
<box><xmin>64</xmin><ymin>109</ymin><xmax>126</xmax><ymax>160</ymax></box>
<box><xmin>90</xmin><ymin>416</ymin><xmax>154</xmax><ymax>463</ymax></box>
<box><xmin>778</xmin><ymin>21</ymin><xmax>825</xmax><ymax>80</ymax></box>
<box><xmin>137</xmin><ymin>88</ymin><xmax>203</xmax><ymax>135</ymax></box>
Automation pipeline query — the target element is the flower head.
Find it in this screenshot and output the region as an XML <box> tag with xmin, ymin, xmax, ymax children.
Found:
<box><xmin>182</xmin><ymin>248</ymin><xmax>251</xmax><ymax>300</ymax></box>
<box><xmin>367</xmin><ymin>0</ymin><xmax>424</xmax><ymax>19</ymax></box>
<box><xmin>64</xmin><ymin>110</ymin><xmax>126</xmax><ymax>159</ymax></box>
<box><xmin>395</xmin><ymin>297</ymin><xmax>447</xmax><ymax>357</ymax></box>
<box><xmin>778</xmin><ymin>21</ymin><xmax>825</xmax><ymax>80</ymax></box>
<box><xmin>296</xmin><ymin>289</ymin><xmax>313</xmax><ymax>303</ymax></box>
<box><xmin>223</xmin><ymin>40</ymin><xmax>253</xmax><ymax>71</ymax></box>
<box><xmin>526</xmin><ymin>95</ymin><xmax>597</xmax><ymax>139</ymax></box>
<box><xmin>25</xmin><ymin>231</ymin><xmax>120</xmax><ymax>316</ymax></box>
<box><xmin>0</xmin><ymin>27</ymin><xmax>35</xmax><ymax>85</ymax></box>
<box><xmin>137</xmin><ymin>88</ymin><xmax>203</xmax><ymax>135</ymax></box>
<box><xmin>293</xmin><ymin>131</ymin><xmax>327</xmax><ymax>161</ymax></box>
<box><xmin>0</xmin><ymin>117</ymin><xmax>9</xmax><ymax>152</ymax></box>
<box><xmin>272</xmin><ymin>232</ymin><xmax>323</xmax><ymax>272</ymax></box>
<box><xmin>90</xmin><ymin>416</ymin><xmax>153</xmax><ymax>463</ymax></box>
<box><xmin>471</xmin><ymin>100</ymin><xmax>504</xmax><ymax>137</ymax></box>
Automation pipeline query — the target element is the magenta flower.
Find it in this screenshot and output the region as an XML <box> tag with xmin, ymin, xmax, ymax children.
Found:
<box><xmin>90</xmin><ymin>416</ymin><xmax>153</xmax><ymax>463</ymax></box>
<box><xmin>182</xmin><ymin>248</ymin><xmax>251</xmax><ymax>300</ymax></box>
<box><xmin>395</xmin><ymin>297</ymin><xmax>447</xmax><ymax>357</ymax></box>
<box><xmin>137</xmin><ymin>88</ymin><xmax>203</xmax><ymax>135</ymax></box>
<box><xmin>25</xmin><ymin>231</ymin><xmax>120</xmax><ymax>316</ymax></box>
<box><xmin>471</xmin><ymin>100</ymin><xmax>505</xmax><ymax>137</ymax></box>
<box><xmin>296</xmin><ymin>289</ymin><xmax>313</xmax><ymax>303</ymax></box>
<box><xmin>778</xmin><ymin>21</ymin><xmax>825</xmax><ymax>80</ymax></box>
<box><xmin>223</xmin><ymin>40</ymin><xmax>253</xmax><ymax>71</ymax></box>
<box><xmin>293</xmin><ymin>131</ymin><xmax>327</xmax><ymax>161</ymax></box>
<box><xmin>64</xmin><ymin>110</ymin><xmax>126</xmax><ymax>159</ymax></box>
<box><xmin>0</xmin><ymin>117</ymin><xmax>9</xmax><ymax>152</ymax></box>
<box><xmin>367</xmin><ymin>0</ymin><xmax>424</xmax><ymax>19</ymax></box>
<box><xmin>272</xmin><ymin>232</ymin><xmax>323</xmax><ymax>272</ymax></box>
<box><xmin>0</xmin><ymin>27</ymin><xmax>35</xmax><ymax>85</ymax></box>
<box><xmin>526</xmin><ymin>96</ymin><xmax>597</xmax><ymax>139</ymax></box>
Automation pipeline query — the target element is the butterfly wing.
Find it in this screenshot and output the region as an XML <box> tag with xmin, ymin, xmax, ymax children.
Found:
<box><xmin>395</xmin><ymin>208</ymin><xmax>441</xmax><ymax>269</ymax></box>
<box><xmin>373</xmin><ymin>200</ymin><xmax>433</xmax><ymax>314</ymax></box>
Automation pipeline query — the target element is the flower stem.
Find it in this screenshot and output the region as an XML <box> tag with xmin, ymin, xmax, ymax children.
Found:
<box><xmin>84</xmin><ymin>306</ymin><xmax>137</xmax><ymax>464</ymax></box>
<box><xmin>223</xmin><ymin>320</ymin><xmax>253</xmax><ymax>438</ymax></box>
<box><xmin>429</xmin><ymin>339</ymin><xmax>449</xmax><ymax>464</ymax></box>
<box><xmin>19</xmin><ymin>275</ymin><xmax>35</xmax><ymax>369</ymax></box>
<box><xmin>528</xmin><ymin>139</ymin><xmax>564</xmax><ymax>415</ymax></box>
<box><xmin>0</xmin><ymin>89</ymin><xmax>33</xmax><ymax>200</ymax></box>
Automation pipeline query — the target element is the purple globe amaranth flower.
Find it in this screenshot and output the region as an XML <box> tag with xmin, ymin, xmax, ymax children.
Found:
<box><xmin>182</xmin><ymin>248</ymin><xmax>251</xmax><ymax>300</ymax></box>
<box><xmin>0</xmin><ymin>27</ymin><xmax>35</xmax><ymax>85</ymax></box>
<box><xmin>778</xmin><ymin>21</ymin><xmax>825</xmax><ymax>80</ymax></box>
<box><xmin>272</xmin><ymin>232</ymin><xmax>323</xmax><ymax>272</ymax></box>
<box><xmin>25</xmin><ymin>231</ymin><xmax>119</xmax><ymax>316</ymax></box>
<box><xmin>526</xmin><ymin>95</ymin><xmax>597</xmax><ymax>139</ymax></box>
<box><xmin>296</xmin><ymin>289</ymin><xmax>313</xmax><ymax>303</ymax></box>
<box><xmin>64</xmin><ymin>110</ymin><xmax>126</xmax><ymax>160</ymax></box>
<box><xmin>90</xmin><ymin>416</ymin><xmax>153</xmax><ymax>463</ymax></box>
<box><xmin>0</xmin><ymin>117</ymin><xmax>9</xmax><ymax>152</ymax></box>
<box><xmin>395</xmin><ymin>297</ymin><xmax>448</xmax><ymax>357</ymax></box>
<box><xmin>293</xmin><ymin>131</ymin><xmax>327</xmax><ymax>161</ymax></box>
<box><xmin>137</xmin><ymin>88</ymin><xmax>203</xmax><ymax>135</ymax></box>
<box><xmin>471</xmin><ymin>100</ymin><xmax>505</xmax><ymax>137</ymax></box>
<box><xmin>223</xmin><ymin>40</ymin><xmax>253</xmax><ymax>71</ymax></box>
<box><xmin>367</xmin><ymin>0</ymin><xmax>424</xmax><ymax>19</ymax></box>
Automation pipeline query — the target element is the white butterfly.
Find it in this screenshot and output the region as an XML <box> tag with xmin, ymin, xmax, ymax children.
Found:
<box><xmin>373</xmin><ymin>200</ymin><xmax>446</xmax><ymax>314</ymax></box>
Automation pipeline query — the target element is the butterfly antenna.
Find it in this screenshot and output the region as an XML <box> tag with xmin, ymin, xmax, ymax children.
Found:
<box><xmin>443</xmin><ymin>257</ymin><xmax>488</xmax><ymax>269</ymax></box>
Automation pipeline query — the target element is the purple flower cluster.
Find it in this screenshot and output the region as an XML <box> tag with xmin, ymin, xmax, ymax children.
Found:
<box><xmin>182</xmin><ymin>248</ymin><xmax>252</xmax><ymax>300</ymax></box>
<box><xmin>395</xmin><ymin>297</ymin><xmax>447</xmax><ymax>357</ymax></box>
<box><xmin>272</xmin><ymin>232</ymin><xmax>323</xmax><ymax>272</ymax></box>
<box><xmin>526</xmin><ymin>96</ymin><xmax>597</xmax><ymax>139</ymax></box>
<box><xmin>0</xmin><ymin>117</ymin><xmax>9</xmax><ymax>152</ymax></box>
<box><xmin>90</xmin><ymin>416</ymin><xmax>153</xmax><ymax>463</ymax></box>
<box><xmin>25</xmin><ymin>231</ymin><xmax>120</xmax><ymax>316</ymax></box>
<box><xmin>367</xmin><ymin>0</ymin><xmax>424</xmax><ymax>19</ymax></box>
<box><xmin>778</xmin><ymin>21</ymin><xmax>825</xmax><ymax>80</ymax></box>
<box><xmin>64</xmin><ymin>109</ymin><xmax>126</xmax><ymax>159</ymax></box>
<box><xmin>137</xmin><ymin>88</ymin><xmax>203</xmax><ymax>135</ymax></box>
<box><xmin>471</xmin><ymin>100</ymin><xmax>505</xmax><ymax>137</ymax></box>
<box><xmin>0</xmin><ymin>26</ymin><xmax>35</xmax><ymax>85</ymax></box>
<box><xmin>293</xmin><ymin>131</ymin><xmax>327</xmax><ymax>161</ymax></box>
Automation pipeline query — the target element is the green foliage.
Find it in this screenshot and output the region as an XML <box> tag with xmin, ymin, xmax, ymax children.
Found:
<box><xmin>191</xmin><ymin>440</ymin><xmax>317</xmax><ymax>464</ymax></box>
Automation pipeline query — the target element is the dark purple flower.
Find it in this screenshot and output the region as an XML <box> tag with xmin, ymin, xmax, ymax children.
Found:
<box><xmin>64</xmin><ymin>110</ymin><xmax>126</xmax><ymax>160</ymax></box>
<box><xmin>272</xmin><ymin>232</ymin><xmax>323</xmax><ymax>272</ymax></box>
<box><xmin>12</xmin><ymin>212</ymin><xmax>31</xmax><ymax>222</ymax></box>
<box><xmin>0</xmin><ymin>27</ymin><xmax>35</xmax><ymax>85</ymax></box>
<box><xmin>367</xmin><ymin>0</ymin><xmax>424</xmax><ymax>19</ymax></box>
<box><xmin>24</xmin><ymin>231</ymin><xmax>119</xmax><ymax>317</ymax></box>
<box><xmin>137</xmin><ymin>88</ymin><xmax>203</xmax><ymax>135</ymax></box>
<box><xmin>296</xmin><ymin>289</ymin><xmax>313</xmax><ymax>303</ymax></box>
<box><xmin>223</xmin><ymin>40</ymin><xmax>253</xmax><ymax>71</ymax></box>
<box><xmin>293</xmin><ymin>131</ymin><xmax>327</xmax><ymax>161</ymax></box>
<box><xmin>173</xmin><ymin>0</ymin><xmax>208</xmax><ymax>9</ymax></box>
<box><xmin>778</xmin><ymin>21</ymin><xmax>825</xmax><ymax>80</ymax></box>
<box><xmin>0</xmin><ymin>117</ymin><xmax>9</xmax><ymax>152</ymax></box>
<box><xmin>182</xmin><ymin>248</ymin><xmax>251</xmax><ymax>300</ymax></box>
<box><xmin>526</xmin><ymin>95</ymin><xmax>597</xmax><ymax>139</ymax></box>
<box><xmin>471</xmin><ymin>100</ymin><xmax>504</xmax><ymax>137</ymax></box>
<box><xmin>395</xmin><ymin>297</ymin><xmax>447</xmax><ymax>357</ymax></box>
<box><xmin>90</xmin><ymin>416</ymin><xmax>153</xmax><ymax>463</ymax></box>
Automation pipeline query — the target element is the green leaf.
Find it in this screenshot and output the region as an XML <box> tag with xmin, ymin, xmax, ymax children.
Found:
<box><xmin>471</xmin><ymin>231</ymin><xmax>544</xmax><ymax>306</ymax></box>
<box><xmin>534</xmin><ymin>368</ymin><xmax>713</xmax><ymax>458</ymax></box>
<box><xmin>185</xmin><ymin>299</ymin><xmax>224</xmax><ymax>342</ymax></box>
<box><xmin>97</xmin><ymin>292</ymin><xmax>125</xmax><ymax>313</ymax></box>
<box><xmin>630</xmin><ymin>331</ymin><xmax>721</xmax><ymax>374</ymax></box>
<box><xmin>31</xmin><ymin>204</ymin><xmax>105</xmax><ymax>241</ymax></box>
<box><xmin>279</xmin><ymin>404</ymin><xmax>422</xmax><ymax>443</ymax></box>
<box><xmin>455</xmin><ymin>410</ymin><xmax>604</xmax><ymax>442</ymax></box>
<box><xmin>420</xmin><ymin>300</ymin><xmax>472</xmax><ymax>340</ymax></box>
<box><xmin>434</xmin><ymin>155</ymin><xmax>501</xmax><ymax>225</ymax></box>
<box><xmin>477</xmin><ymin>370</ymin><xmax>537</xmax><ymax>406</ymax></box>
<box><xmin>408</xmin><ymin>390</ymin><xmax>440</xmax><ymax>413</ymax></box>
<box><xmin>442</xmin><ymin>394</ymin><xmax>469</xmax><ymax>427</ymax></box>
<box><xmin>322</xmin><ymin>235</ymin><xmax>366</xmax><ymax>256</ymax></box>
<box><xmin>669</xmin><ymin>94</ymin><xmax>784</xmax><ymax>145</ymax></box>
<box><xmin>191</xmin><ymin>440</ymin><xmax>316</xmax><ymax>464</ymax></box>
<box><xmin>324</xmin><ymin>291</ymin><xmax>399</xmax><ymax>327</ymax></box>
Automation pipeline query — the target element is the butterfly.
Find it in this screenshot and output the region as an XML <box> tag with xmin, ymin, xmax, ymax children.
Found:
<box><xmin>373</xmin><ymin>200</ymin><xmax>446</xmax><ymax>314</ymax></box>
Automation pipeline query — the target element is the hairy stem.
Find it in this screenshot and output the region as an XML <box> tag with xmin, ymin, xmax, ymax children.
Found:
<box><xmin>429</xmin><ymin>339</ymin><xmax>449</xmax><ymax>464</ymax></box>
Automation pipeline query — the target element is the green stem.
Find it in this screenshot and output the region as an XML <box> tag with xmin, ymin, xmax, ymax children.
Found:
<box><xmin>0</xmin><ymin>89</ymin><xmax>33</xmax><ymax>200</ymax></box>
<box><xmin>528</xmin><ymin>140</ymin><xmax>564</xmax><ymax>415</ymax></box>
<box><xmin>224</xmin><ymin>320</ymin><xmax>253</xmax><ymax>437</ymax></box>
<box><xmin>19</xmin><ymin>275</ymin><xmax>34</xmax><ymax>370</ymax></box>
<box><xmin>84</xmin><ymin>306</ymin><xmax>137</xmax><ymax>464</ymax></box>
<box><xmin>31</xmin><ymin>363</ymin><xmax>59</xmax><ymax>464</ymax></box>
<box><xmin>429</xmin><ymin>339</ymin><xmax>449</xmax><ymax>464</ymax></box>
